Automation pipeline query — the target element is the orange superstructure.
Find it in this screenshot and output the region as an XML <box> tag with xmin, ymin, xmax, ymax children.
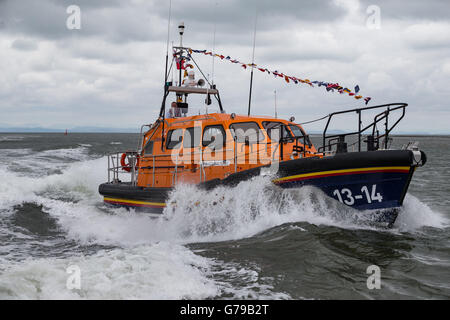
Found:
<box><xmin>136</xmin><ymin>113</ymin><xmax>319</xmax><ymax>188</ymax></box>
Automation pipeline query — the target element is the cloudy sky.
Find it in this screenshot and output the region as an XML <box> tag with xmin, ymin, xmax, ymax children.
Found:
<box><xmin>0</xmin><ymin>0</ymin><xmax>449</xmax><ymax>133</ymax></box>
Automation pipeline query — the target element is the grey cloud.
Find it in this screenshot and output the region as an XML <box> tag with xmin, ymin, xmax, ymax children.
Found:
<box><xmin>0</xmin><ymin>0</ymin><xmax>347</xmax><ymax>44</ymax></box>
<box><xmin>0</xmin><ymin>0</ymin><xmax>449</xmax><ymax>133</ymax></box>
<box><xmin>0</xmin><ymin>0</ymin><xmax>161</xmax><ymax>43</ymax></box>
<box><xmin>159</xmin><ymin>0</ymin><xmax>347</xmax><ymax>26</ymax></box>
<box><xmin>0</xmin><ymin>0</ymin><xmax>68</xmax><ymax>39</ymax></box>
<box><xmin>11</xmin><ymin>38</ymin><xmax>38</xmax><ymax>51</ymax></box>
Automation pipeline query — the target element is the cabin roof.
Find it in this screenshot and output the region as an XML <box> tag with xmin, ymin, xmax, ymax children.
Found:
<box><xmin>165</xmin><ymin>112</ymin><xmax>294</xmax><ymax>126</ymax></box>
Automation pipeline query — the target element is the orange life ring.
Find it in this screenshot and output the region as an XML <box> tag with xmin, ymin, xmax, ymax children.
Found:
<box><xmin>120</xmin><ymin>153</ymin><xmax>140</xmax><ymax>172</ymax></box>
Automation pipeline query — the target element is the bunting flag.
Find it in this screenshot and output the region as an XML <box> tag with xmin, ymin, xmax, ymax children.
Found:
<box><xmin>176</xmin><ymin>58</ymin><xmax>185</xmax><ymax>70</ymax></box>
<box><xmin>189</xmin><ymin>48</ymin><xmax>373</xmax><ymax>104</ymax></box>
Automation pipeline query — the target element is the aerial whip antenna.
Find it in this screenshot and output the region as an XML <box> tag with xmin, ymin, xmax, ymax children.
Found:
<box><xmin>164</xmin><ymin>0</ymin><xmax>172</xmax><ymax>84</ymax></box>
<box><xmin>178</xmin><ymin>21</ymin><xmax>185</xmax><ymax>87</ymax></box>
<box><xmin>211</xmin><ymin>1</ymin><xmax>218</xmax><ymax>86</ymax></box>
<box><xmin>160</xmin><ymin>0</ymin><xmax>172</xmax><ymax>150</ymax></box>
<box><xmin>274</xmin><ymin>90</ymin><xmax>278</xmax><ymax>118</ymax></box>
<box><xmin>247</xmin><ymin>11</ymin><xmax>258</xmax><ymax>116</ymax></box>
<box><xmin>206</xmin><ymin>0</ymin><xmax>218</xmax><ymax>115</ymax></box>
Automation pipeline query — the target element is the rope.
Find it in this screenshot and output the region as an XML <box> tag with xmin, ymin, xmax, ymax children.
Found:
<box><xmin>297</xmin><ymin>114</ymin><xmax>329</xmax><ymax>125</ymax></box>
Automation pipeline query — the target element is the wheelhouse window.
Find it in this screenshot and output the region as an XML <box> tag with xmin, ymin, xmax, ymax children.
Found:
<box><xmin>144</xmin><ymin>140</ymin><xmax>154</xmax><ymax>155</ymax></box>
<box><xmin>183</xmin><ymin>127</ymin><xmax>201</xmax><ymax>148</ymax></box>
<box><xmin>288</xmin><ymin>124</ymin><xmax>312</xmax><ymax>147</ymax></box>
<box><xmin>202</xmin><ymin>125</ymin><xmax>226</xmax><ymax>150</ymax></box>
<box><xmin>262</xmin><ymin>121</ymin><xmax>293</xmax><ymax>141</ymax></box>
<box><xmin>166</xmin><ymin>129</ymin><xmax>183</xmax><ymax>149</ymax></box>
<box><xmin>229</xmin><ymin>122</ymin><xmax>265</xmax><ymax>143</ymax></box>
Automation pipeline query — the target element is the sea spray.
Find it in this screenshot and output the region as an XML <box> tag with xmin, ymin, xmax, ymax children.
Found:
<box><xmin>0</xmin><ymin>243</ymin><xmax>219</xmax><ymax>300</ymax></box>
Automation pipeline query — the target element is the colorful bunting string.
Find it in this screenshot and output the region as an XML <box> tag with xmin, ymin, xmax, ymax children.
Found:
<box><xmin>188</xmin><ymin>48</ymin><xmax>372</xmax><ymax>104</ymax></box>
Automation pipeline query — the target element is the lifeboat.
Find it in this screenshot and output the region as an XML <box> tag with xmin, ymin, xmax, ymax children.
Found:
<box><xmin>99</xmin><ymin>25</ymin><xmax>426</xmax><ymax>227</ymax></box>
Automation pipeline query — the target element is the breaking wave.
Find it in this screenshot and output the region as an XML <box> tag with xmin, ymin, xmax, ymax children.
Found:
<box><xmin>0</xmin><ymin>243</ymin><xmax>219</xmax><ymax>299</ymax></box>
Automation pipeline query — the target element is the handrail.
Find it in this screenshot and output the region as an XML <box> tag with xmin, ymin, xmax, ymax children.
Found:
<box><xmin>136</xmin><ymin>123</ymin><xmax>153</xmax><ymax>154</ymax></box>
<box><xmin>319</xmin><ymin>103</ymin><xmax>407</xmax><ymax>153</ymax></box>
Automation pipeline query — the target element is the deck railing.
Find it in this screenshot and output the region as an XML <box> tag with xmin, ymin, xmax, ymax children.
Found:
<box><xmin>107</xmin><ymin>136</ymin><xmax>287</xmax><ymax>186</ymax></box>
<box><xmin>318</xmin><ymin>103</ymin><xmax>407</xmax><ymax>154</ymax></box>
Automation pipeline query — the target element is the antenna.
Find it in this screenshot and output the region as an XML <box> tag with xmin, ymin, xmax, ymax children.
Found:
<box><xmin>178</xmin><ymin>21</ymin><xmax>185</xmax><ymax>88</ymax></box>
<box><xmin>247</xmin><ymin>11</ymin><xmax>258</xmax><ymax>116</ymax></box>
<box><xmin>164</xmin><ymin>0</ymin><xmax>172</xmax><ymax>84</ymax></box>
<box><xmin>211</xmin><ymin>1</ymin><xmax>218</xmax><ymax>86</ymax></box>
<box><xmin>160</xmin><ymin>0</ymin><xmax>172</xmax><ymax>150</ymax></box>
<box><xmin>274</xmin><ymin>90</ymin><xmax>277</xmax><ymax>118</ymax></box>
<box><xmin>171</xmin><ymin>41</ymin><xmax>174</xmax><ymax>83</ymax></box>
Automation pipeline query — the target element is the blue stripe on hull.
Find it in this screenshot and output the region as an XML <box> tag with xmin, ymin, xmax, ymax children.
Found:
<box><xmin>278</xmin><ymin>171</ymin><xmax>410</xmax><ymax>211</ymax></box>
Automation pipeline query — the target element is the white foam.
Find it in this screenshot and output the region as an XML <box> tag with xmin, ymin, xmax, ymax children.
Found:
<box><xmin>208</xmin><ymin>261</ymin><xmax>291</xmax><ymax>299</ymax></box>
<box><xmin>0</xmin><ymin>135</ymin><xmax>25</xmax><ymax>142</ymax></box>
<box><xmin>0</xmin><ymin>156</ymin><xmax>106</xmax><ymax>210</ymax></box>
<box><xmin>158</xmin><ymin>177</ymin><xmax>369</xmax><ymax>243</ymax></box>
<box><xmin>0</xmin><ymin>146</ymin><xmax>91</xmax><ymax>178</ymax></box>
<box><xmin>393</xmin><ymin>194</ymin><xmax>449</xmax><ymax>231</ymax></box>
<box><xmin>0</xmin><ymin>243</ymin><xmax>220</xmax><ymax>300</ymax></box>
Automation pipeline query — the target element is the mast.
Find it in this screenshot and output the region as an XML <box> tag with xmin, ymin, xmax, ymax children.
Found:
<box><xmin>163</xmin><ymin>0</ymin><xmax>172</xmax><ymax>88</ymax></box>
<box><xmin>247</xmin><ymin>12</ymin><xmax>257</xmax><ymax>116</ymax></box>
<box><xmin>160</xmin><ymin>0</ymin><xmax>172</xmax><ymax>150</ymax></box>
<box><xmin>178</xmin><ymin>22</ymin><xmax>184</xmax><ymax>88</ymax></box>
<box><xmin>274</xmin><ymin>90</ymin><xmax>277</xmax><ymax>118</ymax></box>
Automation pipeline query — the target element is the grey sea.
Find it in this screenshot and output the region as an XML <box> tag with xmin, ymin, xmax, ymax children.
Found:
<box><xmin>0</xmin><ymin>132</ymin><xmax>448</xmax><ymax>299</ymax></box>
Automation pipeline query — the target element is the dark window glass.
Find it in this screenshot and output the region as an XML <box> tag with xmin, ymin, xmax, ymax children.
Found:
<box><xmin>202</xmin><ymin>125</ymin><xmax>226</xmax><ymax>150</ymax></box>
<box><xmin>183</xmin><ymin>127</ymin><xmax>201</xmax><ymax>148</ymax></box>
<box><xmin>262</xmin><ymin>121</ymin><xmax>293</xmax><ymax>140</ymax></box>
<box><xmin>144</xmin><ymin>140</ymin><xmax>154</xmax><ymax>154</ymax></box>
<box><xmin>229</xmin><ymin>122</ymin><xmax>265</xmax><ymax>143</ymax></box>
<box><xmin>166</xmin><ymin>129</ymin><xmax>183</xmax><ymax>149</ymax></box>
<box><xmin>289</xmin><ymin>124</ymin><xmax>312</xmax><ymax>147</ymax></box>
<box><xmin>288</xmin><ymin>125</ymin><xmax>303</xmax><ymax>138</ymax></box>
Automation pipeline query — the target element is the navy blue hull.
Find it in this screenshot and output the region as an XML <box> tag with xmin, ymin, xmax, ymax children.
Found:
<box><xmin>277</xmin><ymin>170</ymin><xmax>412</xmax><ymax>210</ymax></box>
